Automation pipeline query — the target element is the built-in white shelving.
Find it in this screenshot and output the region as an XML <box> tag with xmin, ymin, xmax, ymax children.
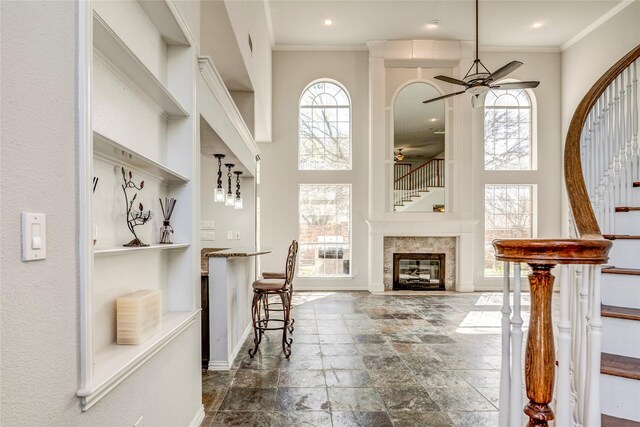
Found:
<box><xmin>79</xmin><ymin>1</ymin><xmax>198</xmax><ymax>412</ymax></box>
<box><xmin>94</xmin><ymin>243</ymin><xmax>190</xmax><ymax>256</ymax></box>
<box><xmin>77</xmin><ymin>310</ymin><xmax>198</xmax><ymax>411</ymax></box>
<box><xmin>93</xmin><ymin>13</ymin><xmax>189</xmax><ymax>119</ymax></box>
<box><xmin>93</xmin><ymin>131</ymin><xmax>189</xmax><ymax>184</ymax></box>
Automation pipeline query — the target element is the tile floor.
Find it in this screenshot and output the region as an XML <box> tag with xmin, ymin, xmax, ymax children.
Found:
<box><xmin>202</xmin><ymin>291</ymin><xmax>530</xmax><ymax>426</ymax></box>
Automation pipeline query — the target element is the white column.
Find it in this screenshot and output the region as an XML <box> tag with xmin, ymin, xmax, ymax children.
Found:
<box><xmin>510</xmin><ymin>263</ymin><xmax>524</xmax><ymax>427</ymax></box>
<box><xmin>499</xmin><ymin>262</ymin><xmax>511</xmax><ymax>427</ymax></box>
<box><xmin>556</xmin><ymin>264</ymin><xmax>573</xmax><ymax>427</ymax></box>
<box><xmin>584</xmin><ymin>265</ymin><xmax>603</xmax><ymax>427</ymax></box>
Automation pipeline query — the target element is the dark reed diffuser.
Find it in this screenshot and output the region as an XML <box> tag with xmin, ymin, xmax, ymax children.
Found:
<box><xmin>159</xmin><ymin>197</ymin><xmax>177</xmax><ymax>244</ymax></box>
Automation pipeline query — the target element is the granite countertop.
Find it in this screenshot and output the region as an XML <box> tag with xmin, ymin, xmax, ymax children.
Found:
<box><xmin>201</xmin><ymin>248</ymin><xmax>272</xmax><ymax>276</ymax></box>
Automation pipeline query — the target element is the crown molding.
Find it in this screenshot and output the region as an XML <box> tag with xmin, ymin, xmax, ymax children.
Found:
<box><xmin>561</xmin><ymin>0</ymin><xmax>636</xmax><ymax>51</ymax></box>
<box><xmin>273</xmin><ymin>44</ymin><xmax>368</xmax><ymax>51</ymax></box>
<box><xmin>263</xmin><ymin>0</ymin><xmax>275</xmax><ymax>48</ymax></box>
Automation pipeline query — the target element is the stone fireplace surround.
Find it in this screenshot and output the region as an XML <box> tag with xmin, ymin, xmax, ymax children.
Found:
<box><xmin>366</xmin><ymin>219</ymin><xmax>477</xmax><ymax>293</ymax></box>
<box><xmin>385</xmin><ymin>237</ymin><xmax>455</xmax><ymax>290</ymax></box>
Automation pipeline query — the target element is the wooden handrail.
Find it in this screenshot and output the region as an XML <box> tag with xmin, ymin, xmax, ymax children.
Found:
<box><xmin>394</xmin><ymin>158</ymin><xmax>444</xmax><ymax>182</ymax></box>
<box><xmin>564</xmin><ymin>44</ymin><xmax>640</xmax><ymax>239</ymax></box>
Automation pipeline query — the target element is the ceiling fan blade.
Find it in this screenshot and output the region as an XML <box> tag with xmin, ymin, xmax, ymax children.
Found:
<box><xmin>486</xmin><ymin>61</ymin><xmax>523</xmax><ymax>82</ymax></box>
<box><xmin>434</xmin><ymin>76</ymin><xmax>469</xmax><ymax>87</ymax></box>
<box><xmin>490</xmin><ymin>81</ymin><xmax>540</xmax><ymax>90</ymax></box>
<box><xmin>423</xmin><ymin>91</ymin><xmax>466</xmax><ymax>104</ymax></box>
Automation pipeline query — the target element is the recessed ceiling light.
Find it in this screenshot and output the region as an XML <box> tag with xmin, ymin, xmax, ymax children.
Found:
<box><xmin>531</xmin><ymin>21</ymin><xmax>544</xmax><ymax>29</ymax></box>
<box><xmin>324</xmin><ymin>19</ymin><xmax>333</xmax><ymax>26</ymax></box>
<box><xmin>430</xmin><ymin>118</ymin><xmax>438</xmax><ymax>122</ymax></box>
<box><xmin>426</xmin><ymin>19</ymin><xmax>440</xmax><ymax>30</ymax></box>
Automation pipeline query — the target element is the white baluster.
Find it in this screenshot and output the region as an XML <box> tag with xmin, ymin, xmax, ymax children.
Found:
<box><xmin>556</xmin><ymin>264</ymin><xmax>573</xmax><ymax>427</ymax></box>
<box><xmin>584</xmin><ymin>265</ymin><xmax>603</xmax><ymax>427</ymax></box>
<box><xmin>499</xmin><ymin>262</ymin><xmax>511</xmax><ymax>427</ymax></box>
<box><xmin>571</xmin><ymin>265</ymin><xmax>582</xmax><ymax>426</ymax></box>
<box><xmin>510</xmin><ymin>263</ymin><xmax>523</xmax><ymax>427</ymax></box>
<box><xmin>632</xmin><ymin>60</ymin><xmax>638</xmax><ymax>182</ymax></box>
<box><xmin>576</xmin><ymin>264</ymin><xmax>590</xmax><ymax>425</ymax></box>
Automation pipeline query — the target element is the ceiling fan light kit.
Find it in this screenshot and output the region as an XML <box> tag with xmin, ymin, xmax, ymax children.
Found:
<box><xmin>423</xmin><ymin>0</ymin><xmax>540</xmax><ymax>105</ymax></box>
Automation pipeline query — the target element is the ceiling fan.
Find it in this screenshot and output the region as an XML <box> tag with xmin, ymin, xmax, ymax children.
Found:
<box><xmin>394</xmin><ymin>148</ymin><xmax>405</xmax><ymax>162</ymax></box>
<box><xmin>423</xmin><ymin>0</ymin><xmax>540</xmax><ymax>105</ymax></box>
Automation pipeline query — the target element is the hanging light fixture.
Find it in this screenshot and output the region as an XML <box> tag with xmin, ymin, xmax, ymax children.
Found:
<box><xmin>224</xmin><ymin>163</ymin><xmax>235</xmax><ymax>206</ymax></box>
<box><xmin>233</xmin><ymin>171</ymin><xmax>243</xmax><ymax>209</ymax></box>
<box><xmin>213</xmin><ymin>154</ymin><xmax>226</xmax><ymax>202</ymax></box>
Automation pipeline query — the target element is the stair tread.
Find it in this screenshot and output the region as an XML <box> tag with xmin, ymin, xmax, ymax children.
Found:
<box><xmin>602</xmin><ymin>414</ymin><xmax>640</xmax><ymax>427</ymax></box>
<box><xmin>604</xmin><ymin>235</ymin><xmax>640</xmax><ymax>240</ymax></box>
<box><xmin>616</xmin><ymin>206</ymin><xmax>640</xmax><ymax>212</ymax></box>
<box><xmin>634</xmin><ymin>182</ymin><xmax>640</xmax><ymax>188</ymax></box>
<box><xmin>601</xmin><ymin>353</ymin><xmax>640</xmax><ymax>380</ymax></box>
<box><xmin>602</xmin><ymin>267</ymin><xmax>640</xmax><ymax>275</ymax></box>
<box><xmin>602</xmin><ymin>304</ymin><xmax>640</xmax><ymax>321</ymax></box>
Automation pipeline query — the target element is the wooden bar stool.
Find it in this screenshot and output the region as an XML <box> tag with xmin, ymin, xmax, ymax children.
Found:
<box><xmin>248</xmin><ymin>240</ymin><xmax>297</xmax><ymax>358</ymax></box>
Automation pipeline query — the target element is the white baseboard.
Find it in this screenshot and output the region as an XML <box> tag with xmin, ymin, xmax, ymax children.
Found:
<box><xmin>189</xmin><ymin>405</ymin><xmax>205</xmax><ymax>427</ymax></box>
<box><xmin>208</xmin><ymin>323</ymin><xmax>251</xmax><ymax>371</ymax></box>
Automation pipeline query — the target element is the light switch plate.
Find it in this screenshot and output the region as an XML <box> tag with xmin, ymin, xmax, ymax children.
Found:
<box><xmin>22</xmin><ymin>212</ymin><xmax>46</xmax><ymax>261</ymax></box>
<box><xmin>200</xmin><ymin>220</ymin><xmax>215</xmax><ymax>230</ymax></box>
<box><xmin>201</xmin><ymin>230</ymin><xmax>215</xmax><ymax>240</ymax></box>
<box><xmin>227</xmin><ymin>230</ymin><xmax>234</xmax><ymax>240</ymax></box>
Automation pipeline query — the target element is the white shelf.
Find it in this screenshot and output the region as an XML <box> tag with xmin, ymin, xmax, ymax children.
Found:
<box><xmin>94</xmin><ymin>243</ymin><xmax>190</xmax><ymax>256</ymax></box>
<box><xmin>93</xmin><ymin>131</ymin><xmax>189</xmax><ymax>184</ymax></box>
<box><xmin>93</xmin><ymin>12</ymin><xmax>189</xmax><ymax>119</ymax></box>
<box><xmin>77</xmin><ymin>310</ymin><xmax>199</xmax><ymax>411</ymax></box>
<box><xmin>138</xmin><ymin>0</ymin><xmax>191</xmax><ymax>47</ymax></box>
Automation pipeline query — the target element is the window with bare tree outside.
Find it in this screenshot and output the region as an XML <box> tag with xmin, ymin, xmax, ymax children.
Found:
<box><xmin>299</xmin><ymin>81</ymin><xmax>351</xmax><ymax>170</ymax></box>
<box><xmin>298</xmin><ymin>184</ymin><xmax>351</xmax><ymax>277</ymax></box>
<box><xmin>484</xmin><ymin>185</ymin><xmax>534</xmax><ymax>276</ymax></box>
<box><xmin>484</xmin><ymin>88</ymin><xmax>532</xmax><ymax>170</ymax></box>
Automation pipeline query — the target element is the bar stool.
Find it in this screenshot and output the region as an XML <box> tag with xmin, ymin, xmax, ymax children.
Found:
<box><xmin>262</xmin><ymin>240</ymin><xmax>298</xmax><ymax>332</ymax></box>
<box><xmin>248</xmin><ymin>240</ymin><xmax>297</xmax><ymax>358</ymax></box>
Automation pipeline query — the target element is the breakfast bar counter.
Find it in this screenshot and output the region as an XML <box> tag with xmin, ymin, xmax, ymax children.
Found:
<box><xmin>201</xmin><ymin>247</ymin><xmax>272</xmax><ymax>370</ymax></box>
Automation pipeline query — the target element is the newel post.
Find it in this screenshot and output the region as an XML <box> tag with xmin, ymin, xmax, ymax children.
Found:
<box><xmin>524</xmin><ymin>263</ymin><xmax>556</xmax><ymax>426</ymax></box>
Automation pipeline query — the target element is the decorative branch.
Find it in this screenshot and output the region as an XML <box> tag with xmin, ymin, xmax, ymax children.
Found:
<box><xmin>121</xmin><ymin>167</ymin><xmax>151</xmax><ymax>247</ymax></box>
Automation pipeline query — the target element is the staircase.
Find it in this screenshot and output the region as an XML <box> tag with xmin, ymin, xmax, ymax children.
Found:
<box><xmin>494</xmin><ymin>45</ymin><xmax>640</xmax><ymax>426</ymax></box>
<box><xmin>393</xmin><ymin>158</ymin><xmax>444</xmax><ymax>211</ymax></box>
<box><xmin>599</xmin><ymin>179</ymin><xmax>640</xmax><ymax>424</ymax></box>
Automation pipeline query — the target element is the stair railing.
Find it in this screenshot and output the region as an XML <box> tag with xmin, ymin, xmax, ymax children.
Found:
<box><xmin>393</xmin><ymin>158</ymin><xmax>444</xmax><ymax>207</ymax></box>
<box><xmin>496</xmin><ymin>44</ymin><xmax>639</xmax><ymax>427</ymax></box>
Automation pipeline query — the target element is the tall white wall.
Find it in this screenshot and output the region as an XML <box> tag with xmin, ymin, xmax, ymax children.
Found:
<box><xmin>259</xmin><ymin>50</ymin><xmax>370</xmax><ymax>290</ymax></box>
<box><xmin>224</xmin><ymin>0</ymin><xmax>273</xmax><ymax>143</ymax></box>
<box><xmin>1</xmin><ymin>2</ymin><xmax>200</xmax><ymax>425</ymax></box>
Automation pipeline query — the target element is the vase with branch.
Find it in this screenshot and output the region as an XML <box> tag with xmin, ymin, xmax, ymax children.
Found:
<box><xmin>121</xmin><ymin>167</ymin><xmax>151</xmax><ymax>247</ymax></box>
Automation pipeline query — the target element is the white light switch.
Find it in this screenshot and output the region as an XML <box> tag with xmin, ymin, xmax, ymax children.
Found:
<box><xmin>22</xmin><ymin>212</ymin><xmax>46</xmax><ymax>261</ymax></box>
<box><xmin>227</xmin><ymin>230</ymin><xmax>233</xmax><ymax>240</ymax></box>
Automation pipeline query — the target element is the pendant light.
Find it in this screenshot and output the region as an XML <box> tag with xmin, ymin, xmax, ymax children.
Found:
<box><xmin>234</xmin><ymin>171</ymin><xmax>243</xmax><ymax>209</ymax></box>
<box><xmin>224</xmin><ymin>163</ymin><xmax>235</xmax><ymax>206</ymax></box>
<box><xmin>213</xmin><ymin>154</ymin><xmax>226</xmax><ymax>202</ymax></box>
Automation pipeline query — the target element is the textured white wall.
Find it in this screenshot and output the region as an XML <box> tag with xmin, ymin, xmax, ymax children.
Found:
<box><xmin>259</xmin><ymin>50</ymin><xmax>370</xmax><ymax>290</ymax></box>
<box><xmin>1</xmin><ymin>2</ymin><xmax>201</xmax><ymax>425</ymax></box>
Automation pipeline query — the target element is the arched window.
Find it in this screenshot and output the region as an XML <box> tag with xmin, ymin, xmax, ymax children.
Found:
<box><xmin>484</xmin><ymin>88</ymin><xmax>533</xmax><ymax>170</ymax></box>
<box><xmin>299</xmin><ymin>81</ymin><xmax>351</xmax><ymax>170</ymax></box>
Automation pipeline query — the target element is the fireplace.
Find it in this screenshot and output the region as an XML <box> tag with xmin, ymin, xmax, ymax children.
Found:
<box><xmin>393</xmin><ymin>253</ymin><xmax>445</xmax><ymax>290</ymax></box>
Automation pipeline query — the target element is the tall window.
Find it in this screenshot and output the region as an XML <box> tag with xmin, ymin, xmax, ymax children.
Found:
<box><xmin>484</xmin><ymin>88</ymin><xmax>532</xmax><ymax>170</ymax></box>
<box><xmin>298</xmin><ymin>184</ymin><xmax>351</xmax><ymax>277</ymax></box>
<box><xmin>299</xmin><ymin>81</ymin><xmax>351</xmax><ymax>170</ymax></box>
<box><xmin>484</xmin><ymin>185</ymin><xmax>534</xmax><ymax>276</ymax></box>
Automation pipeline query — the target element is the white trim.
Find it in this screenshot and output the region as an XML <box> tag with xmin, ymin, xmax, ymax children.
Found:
<box><xmin>77</xmin><ymin>0</ymin><xmax>94</xmax><ymax>402</ymax></box>
<box><xmin>274</xmin><ymin>44</ymin><xmax>368</xmax><ymax>52</ymax></box>
<box><xmin>198</xmin><ymin>56</ymin><xmax>260</xmax><ymax>158</ymax></box>
<box><xmin>189</xmin><ymin>405</ymin><xmax>205</xmax><ymax>427</ymax></box>
<box><xmin>480</xmin><ymin>45</ymin><xmax>561</xmax><ymax>53</ymax></box>
<box><xmin>263</xmin><ymin>0</ymin><xmax>275</xmax><ymax>48</ymax></box>
<box><xmin>561</xmin><ymin>0</ymin><xmax>636</xmax><ymax>51</ymax></box>
<box><xmin>208</xmin><ymin>323</ymin><xmax>251</xmax><ymax>371</ymax></box>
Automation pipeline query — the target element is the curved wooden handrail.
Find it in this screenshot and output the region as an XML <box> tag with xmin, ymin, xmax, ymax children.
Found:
<box><xmin>564</xmin><ymin>44</ymin><xmax>640</xmax><ymax>239</ymax></box>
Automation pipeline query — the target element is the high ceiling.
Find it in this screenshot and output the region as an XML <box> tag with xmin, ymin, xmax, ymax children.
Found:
<box><xmin>269</xmin><ymin>0</ymin><xmax>623</xmax><ymax>49</ymax></box>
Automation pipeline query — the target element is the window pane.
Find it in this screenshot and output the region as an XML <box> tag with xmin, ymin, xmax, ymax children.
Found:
<box><xmin>298</xmin><ymin>184</ymin><xmax>351</xmax><ymax>277</ymax></box>
<box><xmin>484</xmin><ymin>185</ymin><xmax>534</xmax><ymax>276</ymax></box>
<box><xmin>484</xmin><ymin>88</ymin><xmax>532</xmax><ymax>170</ymax></box>
<box><xmin>299</xmin><ymin>81</ymin><xmax>351</xmax><ymax>170</ymax></box>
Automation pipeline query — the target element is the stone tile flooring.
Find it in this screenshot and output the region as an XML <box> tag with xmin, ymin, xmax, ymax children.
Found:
<box><xmin>202</xmin><ymin>291</ymin><xmax>531</xmax><ymax>426</ymax></box>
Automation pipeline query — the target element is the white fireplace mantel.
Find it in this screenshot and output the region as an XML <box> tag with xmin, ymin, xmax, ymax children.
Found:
<box><xmin>366</xmin><ymin>219</ymin><xmax>478</xmax><ymax>293</ymax></box>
